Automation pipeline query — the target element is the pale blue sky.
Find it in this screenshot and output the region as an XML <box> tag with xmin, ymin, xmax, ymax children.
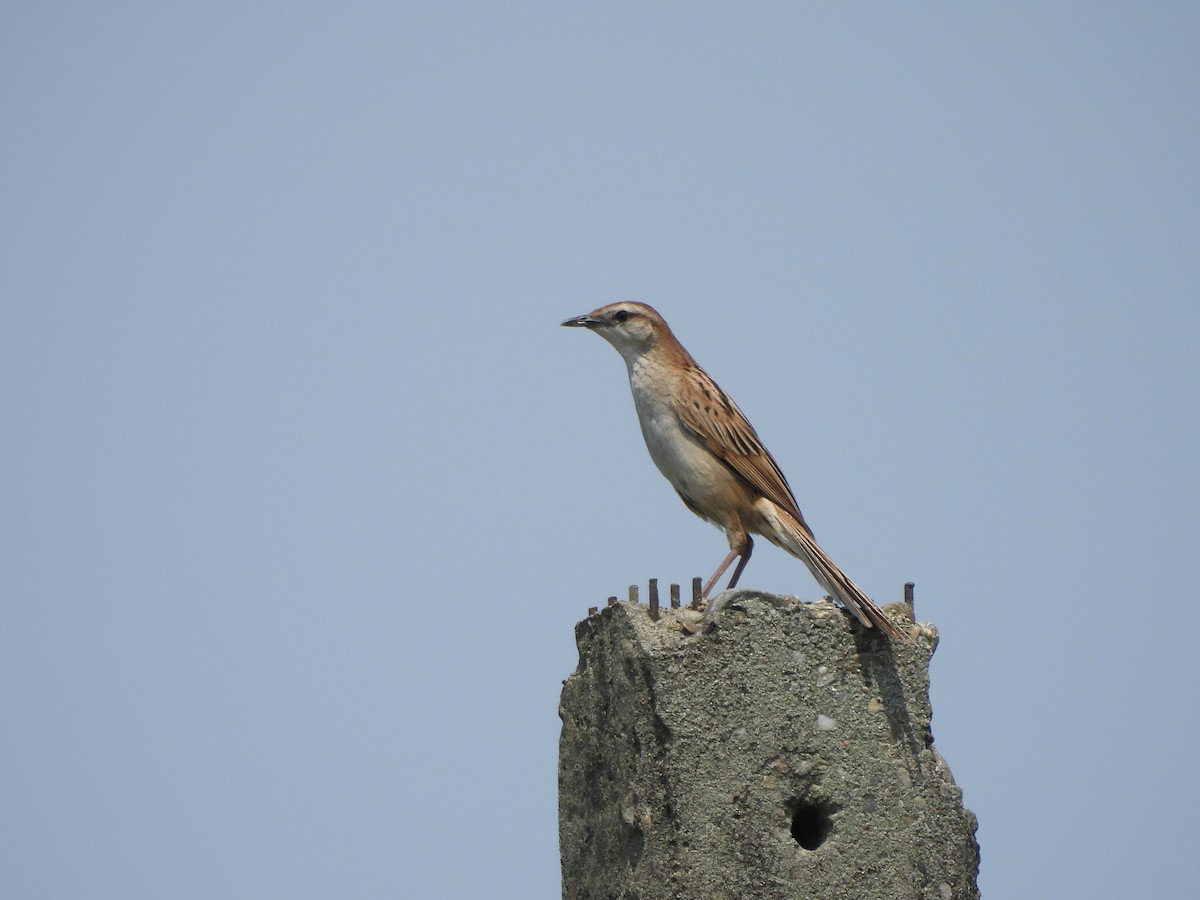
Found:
<box><xmin>3</xmin><ymin>4</ymin><xmax>1198</xmax><ymax>897</ymax></box>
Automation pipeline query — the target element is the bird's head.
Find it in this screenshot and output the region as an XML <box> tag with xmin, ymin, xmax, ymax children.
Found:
<box><xmin>561</xmin><ymin>301</ymin><xmax>667</xmax><ymax>360</ymax></box>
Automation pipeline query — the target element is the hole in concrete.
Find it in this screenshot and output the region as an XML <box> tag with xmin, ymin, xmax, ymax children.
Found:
<box><xmin>789</xmin><ymin>799</ymin><xmax>833</xmax><ymax>850</ymax></box>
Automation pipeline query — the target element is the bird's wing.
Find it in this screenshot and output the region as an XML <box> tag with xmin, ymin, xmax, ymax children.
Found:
<box><xmin>673</xmin><ymin>364</ymin><xmax>813</xmax><ymax>535</ymax></box>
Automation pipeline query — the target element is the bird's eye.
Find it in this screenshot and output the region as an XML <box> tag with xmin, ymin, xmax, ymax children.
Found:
<box><xmin>613</xmin><ymin>309</ymin><xmax>630</xmax><ymax>323</ymax></box>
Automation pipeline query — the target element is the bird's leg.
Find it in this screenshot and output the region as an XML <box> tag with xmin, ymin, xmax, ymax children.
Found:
<box><xmin>726</xmin><ymin>534</ymin><xmax>753</xmax><ymax>590</ymax></box>
<box><xmin>701</xmin><ymin>533</ymin><xmax>753</xmax><ymax>597</ymax></box>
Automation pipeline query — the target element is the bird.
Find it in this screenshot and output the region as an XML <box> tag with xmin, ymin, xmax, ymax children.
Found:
<box><xmin>562</xmin><ymin>301</ymin><xmax>903</xmax><ymax>640</ymax></box>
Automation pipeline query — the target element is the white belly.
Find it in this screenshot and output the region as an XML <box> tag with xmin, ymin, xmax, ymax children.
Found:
<box><xmin>627</xmin><ymin>363</ymin><xmax>740</xmax><ymax>522</ymax></box>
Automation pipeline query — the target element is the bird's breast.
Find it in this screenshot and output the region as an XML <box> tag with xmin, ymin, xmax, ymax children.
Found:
<box><xmin>626</xmin><ymin>363</ymin><xmax>744</xmax><ymax>522</ymax></box>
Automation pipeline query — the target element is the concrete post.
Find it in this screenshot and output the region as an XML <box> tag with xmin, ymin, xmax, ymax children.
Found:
<box><xmin>558</xmin><ymin>590</ymin><xmax>979</xmax><ymax>899</ymax></box>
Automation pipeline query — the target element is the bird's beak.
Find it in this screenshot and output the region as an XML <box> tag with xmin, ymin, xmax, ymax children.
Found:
<box><xmin>561</xmin><ymin>314</ymin><xmax>600</xmax><ymax>328</ymax></box>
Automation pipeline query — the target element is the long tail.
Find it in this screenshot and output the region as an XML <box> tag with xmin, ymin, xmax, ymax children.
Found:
<box><xmin>755</xmin><ymin>499</ymin><xmax>905</xmax><ymax>640</ymax></box>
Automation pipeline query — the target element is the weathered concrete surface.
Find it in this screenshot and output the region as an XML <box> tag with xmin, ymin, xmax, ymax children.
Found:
<box><xmin>558</xmin><ymin>590</ymin><xmax>979</xmax><ymax>900</ymax></box>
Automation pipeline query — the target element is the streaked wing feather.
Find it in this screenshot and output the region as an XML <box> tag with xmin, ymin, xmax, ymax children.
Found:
<box><xmin>673</xmin><ymin>366</ymin><xmax>810</xmax><ymax>531</ymax></box>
